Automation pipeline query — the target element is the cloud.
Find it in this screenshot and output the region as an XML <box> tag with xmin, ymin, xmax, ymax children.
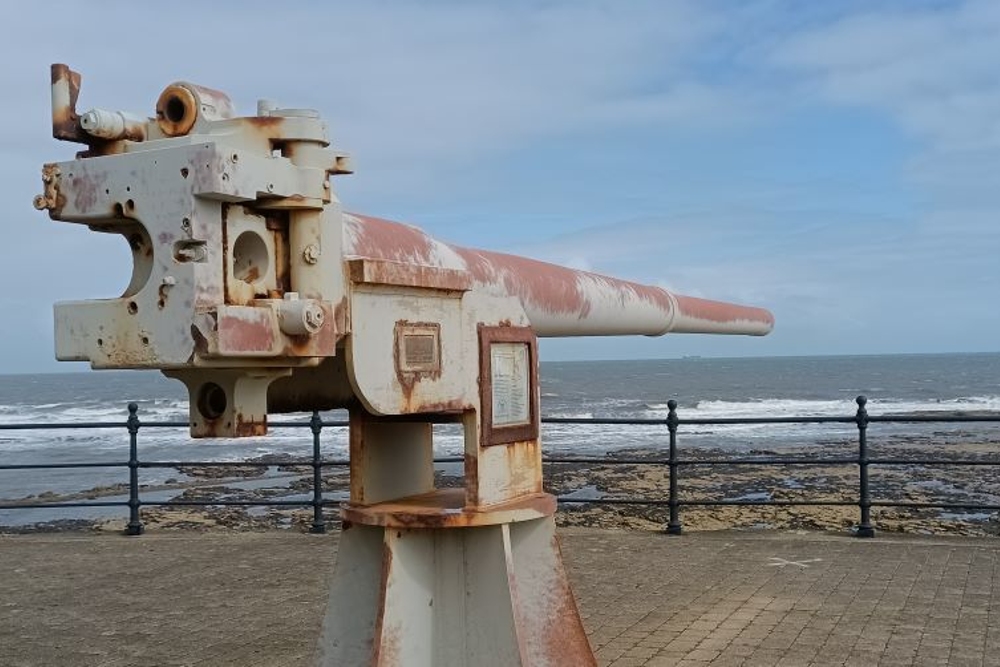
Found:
<box><xmin>768</xmin><ymin>1</ymin><xmax>1000</xmax><ymax>176</ymax></box>
<box><xmin>1</xmin><ymin>1</ymin><xmax>998</xmax><ymax>371</ymax></box>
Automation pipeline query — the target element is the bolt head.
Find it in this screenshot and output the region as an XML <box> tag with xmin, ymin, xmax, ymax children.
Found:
<box><xmin>303</xmin><ymin>244</ymin><xmax>321</xmax><ymax>264</ymax></box>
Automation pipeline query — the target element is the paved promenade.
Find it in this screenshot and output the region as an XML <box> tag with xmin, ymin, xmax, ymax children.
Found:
<box><xmin>1</xmin><ymin>527</ymin><xmax>998</xmax><ymax>666</ymax></box>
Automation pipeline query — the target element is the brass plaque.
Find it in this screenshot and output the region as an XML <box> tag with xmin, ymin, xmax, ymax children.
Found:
<box><xmin>404</xmin><ymin>334</ymin><xmax>437</xmax><ymax>368</ymax></box>
<box><xmin>396</xmin><ymin>323</ymin><xmax>440</xmax><ymax>373</ymax></box>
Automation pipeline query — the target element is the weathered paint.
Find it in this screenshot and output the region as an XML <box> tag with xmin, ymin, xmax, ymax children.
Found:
<box><xmin>49</xmin><ymin>64</ymin><xmax>84</xmax><ymax>143</ymax></box>
<box><xmin>345</xmin><ymin>214</ymin><xmax>454</xmax><ymax>267</ymax></box>
<box><xmin>507</xmin><ymin>518</ymin><xmax>597</xmax><ymax>667</ymax></box>
<box><xmin>155</xmin><ymin>82</ymin><xmax>235</xmax><ymax>137</ymax></box>
<box><xmin>344</xmin><ymin>213</ymin><xmax>774</xmax><ymax>338</ymax></box>
<box><xmin>341</xmin><ymin>488</ymin><xmax>555</xmax><ymax>529</ymax></box>
<box><xmin>79</xmin><ymin>108</ymin><xmax>147</xmax><ymax>142</ymax></box>
<box><xmin>370</xmin><ymin>543</ymin><xmax>397</xmax><ymax>667</ymax></box>
<box><xmin>32</xmin><ymin>163</ymin><xmax>64</xmax><ymax>215</ymax></box>
<box><xmin>217</xmin><ymin>307</ymin><xmax>277</xmax><ymax>354</ymax></box>
<box><xmin>348</xmin><ymin>258</ymin><xmax>472</xmax><ymax>292</ymax></box>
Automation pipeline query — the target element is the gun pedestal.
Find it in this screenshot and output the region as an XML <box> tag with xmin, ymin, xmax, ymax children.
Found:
<box><xmin>324</xmin><ymin>491</ymin><xmax>591</xmax><ymax>666</ymax></box>
<box><xmin>319</xmin><ymin>327</ymin><xmax>595</xmax><ymax>666</ymax></box>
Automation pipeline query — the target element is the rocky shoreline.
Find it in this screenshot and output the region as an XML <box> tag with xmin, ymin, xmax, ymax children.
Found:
<box><xmin>4</xmin><ymin>433</ymin><xmax>1000</xmax><ymax>537</ymax></box>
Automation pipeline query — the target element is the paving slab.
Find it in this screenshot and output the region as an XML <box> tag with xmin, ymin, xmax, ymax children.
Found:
<box><xmin>1</xmin><ymin>528</ymin><xmax>998</xmax><ymax>666</ymax></box>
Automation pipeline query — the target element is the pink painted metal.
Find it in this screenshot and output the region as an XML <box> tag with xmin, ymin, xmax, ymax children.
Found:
<box><xmin>344</xmin><ymin>214</ymin><xmax>774</xmax><ymax>338</ymax></box>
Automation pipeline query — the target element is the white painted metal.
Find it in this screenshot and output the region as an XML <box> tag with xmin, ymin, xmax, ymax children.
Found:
<box><xmin>318</xmin><ymin>517</ymin><xmax>592</xmax><ymax>667</ymax></box>
<box><xmin>79</xmin><ymin>108</ymin><xmax>147</xmax><ymax>140</ymax></box>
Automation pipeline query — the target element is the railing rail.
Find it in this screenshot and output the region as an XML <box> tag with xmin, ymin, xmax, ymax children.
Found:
<box><xmin>2</xmin><ymin>396</ymin><xmax>999</xmax><ymax>537</ymax></box>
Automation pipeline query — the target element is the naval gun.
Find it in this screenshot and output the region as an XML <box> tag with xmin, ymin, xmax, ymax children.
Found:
<box><xmin>34</xmin><ymin>64</ymin><xmax>773</xmax><ymax>667</ymax></box>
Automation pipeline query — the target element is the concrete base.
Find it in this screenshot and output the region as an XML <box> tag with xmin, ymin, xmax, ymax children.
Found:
<box><xmin>317</xmin><ymin>514</ymin><xmax>595</xmax><ymax>667</ymax></box>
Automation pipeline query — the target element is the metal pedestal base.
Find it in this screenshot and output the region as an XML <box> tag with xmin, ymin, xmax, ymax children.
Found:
<box><xmin>318</xmin><ymin>494</ymin><xmax>595</xmax><ymax>667</ymax></box>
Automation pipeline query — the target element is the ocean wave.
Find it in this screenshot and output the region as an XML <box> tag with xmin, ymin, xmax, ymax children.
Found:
<box><xmin>643</xmin><ymin>396</ymin><xmax>1000</xmax><ymax>420</ymax></box>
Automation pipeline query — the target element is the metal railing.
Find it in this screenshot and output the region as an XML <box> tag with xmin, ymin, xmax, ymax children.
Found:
<box><xmin>2</xmin><ymin>396</ymin><xmax>999</xmax><ymax>537</ymax></box>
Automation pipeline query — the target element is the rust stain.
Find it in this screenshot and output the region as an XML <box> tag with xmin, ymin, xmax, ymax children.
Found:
<box><xmin>464</xmin><ymin>451</ymin><xmax>479</xmax><ymax>507</ymax></box>
<box><xmin>536</xmin><ymin>534</ymin><xmax>598</xmax><ymax>666</ymax></box>
<box><xmin>344</xmin><ymin>212</ymin><xmax>773</xmax><ymax>336</ymax></box>
<box><xmin>234</xmin><ymin>412</ymin><xmax>267</xmax><ymax>437</ymax></box>
<box><xmin>673</xmin><ymin>294</ymin><xmax>775</xmax><ymax>328</ymax></box>
<box><xmin>348</xmin><ymin>410</ymin><xmax>366</xmax><ymax>503</ymax></box>
<box><xmin>347</xmin><ymin>214</ymin><xmax>437</xmax><ymax>265</ymax></box>
<box><xmin>371</xmin><ymin>544</ymin><xmax>398</xmax><ymax>666</ymax></box>
<box><xmin>348</xmin><ymin>258</ymin><xmax>471</xmax><ymax>292</ymax></box>
<box><xmin>156</xmin><ymin>91</ymin><xmax>194</xmax><ymax>135</ymax></box>
<box><xmin>155</xmin><ymin>84</ymin><xmax>197</xmax><ymax>137</ymax></box>
<box><xmin>408</xmin><ymin>399</ymin><xmax>470</xmax><ymax>414</ymax></box>
<box><xmin>268</xmin><ymin>213</ymin><xmax>290</xmax><ymax>292</ymax></box>
<box><xmin>392</xmin><ymin>320</ymin><xmax>443</xmax><ymax>412</ymax></box>
<box><xmin>50</xmin><ymin>64</ymin><xmax>85</xmax><ymax>143</ymax></box>
<box><xmin>239</xmin><ymin>117</ymin><xmax>292</xmax><ymax>152</ymax></box>
<box><xmin>189</xmin><ymin>146</ymin><xmax>227</xmax><ymax>195</ymax></box>
<box><xmin>342</xmin><ymin>489</ymin><xmax>555</xmax><ymax>529</ymax></box>
<box><xmin>279</xmin><ymin>302</ymin><xmax>338</xmax><ymax>357</ymax></box>
<box><xmin>189</xmin><ymin>322</ymin><xmax>210</xmax><ymax>360</ymax></box>
<box><xmin>504</xmin><ymin>441</ymin><xmax>543</xmax><ymax>495</ymax></box>
<box><xmin>34</xmin><ymin>163</ymin><xmax>66</xmax><ymax>216</ymax></box>
<box><xmin>157</xmin><ymin>283</ymin><xmax>169</xmax><ymax>310</ymax></box>
<box><xmin>220</xmin><ymin>203</ymin><xmax>230</xmax><ymax>304</ymax></box>
<box><xmin>243</xmin><ymin>266</ymin><xmax>261</xmax><ymax>283</ymax></box>
<box><xmin>244</xmin><ymin>115</ymin><xmax>285</xmax><ymax>129</ymax></box>
<box><xmin>457</xmin><ymin>247</ymin><xmax>595</xmax><ymax>318</ymax></box>
<box><xmin>217</xmin><ymin>309</ymin><xmax>275</xmax><ymax>353</ymax></box>
<box><xmin>185</xmin><ymin>82</ymin><xmax>235</xmax><ymax>119</ymax></box>
<box><xmin>67</xmin><ymin>170</ymin><xmax>109</xmax><ymax>214</ymax></box>
<box><xmin>456</xmin><ymin>246</ymin><xmax>686</xmax><ymax>321</ymax></box>
<box><xmin>333</xmin><ymin>296</ymin><xmax>349</xmax><ymax>337</ymax></box>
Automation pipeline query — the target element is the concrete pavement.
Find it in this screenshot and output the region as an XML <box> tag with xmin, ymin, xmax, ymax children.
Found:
<box><xmin>1</xmin><ymin>527</ymin><xmax>998</xmax><ymax>666</ymax></box>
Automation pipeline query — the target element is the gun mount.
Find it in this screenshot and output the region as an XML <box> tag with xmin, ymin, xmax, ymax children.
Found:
<box><xmin>34</xmin><ymin>64</ymin><xmax>773</xmax><ymax>667</ymax></box>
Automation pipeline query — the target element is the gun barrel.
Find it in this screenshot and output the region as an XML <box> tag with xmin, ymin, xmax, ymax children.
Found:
<box><xmin>346</xmin><ymin>214</ymin><xmax>774</xmax><ymax>338</ymax></box>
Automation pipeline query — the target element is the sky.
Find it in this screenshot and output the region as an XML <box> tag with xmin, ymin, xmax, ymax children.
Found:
<box><xmin>1</xmin><ymin>0</ymin><xmax>998</xmax><ymax>373</ymax></box>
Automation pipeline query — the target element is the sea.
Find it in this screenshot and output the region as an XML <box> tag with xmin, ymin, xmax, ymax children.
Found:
<box><xmin>2</xmin><ymin>353</ymin><xmax>999</xmax><ymax>525</ymax></box>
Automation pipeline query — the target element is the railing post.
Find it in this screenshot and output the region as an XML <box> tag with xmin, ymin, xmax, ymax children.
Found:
<box><xmin>125</xmin><ymin>402</ymin><xmax>144</xmax><ymax>536</ymax></box>
<box><xmin>855</xmin><ymin>395</ymin><xmax>874</xmax><ymax>538</ymax></box>
<box><xmin>309</xmin><ymin>410</ymin><xmax>327</xmax><ymax>534</ymax></box>
<box><xmin>666</xmin><ymin>399</ymin><xmax>682</xmax><ymax>535</ymax></box>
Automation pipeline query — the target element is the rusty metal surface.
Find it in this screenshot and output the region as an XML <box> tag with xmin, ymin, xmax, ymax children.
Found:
<box><xmin>79</xmin><ymin>108</ymin><xmax>147</xmax><ymax>142</ymax></box>
<box><xmin>155</xmin><ymin>82</ymin><xmax>235</xmax><ymax>137</ymax></box>
<box><xmin>32</xmin><ymin>163</ymin><xmax>63</xmax><ymax>215</ymax></box>
<box><xmin>348</xmin><ymin>258</ymin><xmax>472</xmax><ymax>292</ymax></box>
<box><xmin>508</xmin><ymin>518</ymin><xmax>597</xmax><ymax>667</ymax></box>
<box><xmin>340</xmin><ymin>488</ymin><xmax>556</xmax><ymax>529</ymax></box>
<box><xmin>49</xmin><ymin>64</ymin><xmax>85</xmax><ymax>143</ymax></box>
<box><xmin>344</xmin><ymin>213</ymin><xmax>774</xmax><ymax>338</ymax></box>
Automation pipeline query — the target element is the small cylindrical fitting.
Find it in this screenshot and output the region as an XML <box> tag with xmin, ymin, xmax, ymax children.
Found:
<box><xmin>277</xmin><ymin>293</ymin><xmax>325</xmax><ymax>336</ymax></box>
<box><xmin>80</xmin><ymin>108</ymin><xmax>147</xmax><ymax>141</ymax></box>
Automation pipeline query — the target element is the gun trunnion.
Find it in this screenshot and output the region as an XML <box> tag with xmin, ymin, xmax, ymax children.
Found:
<box><xmin>35</xmin><ymin>64</ymin><xmax>773</xmax><ymax>667</ymax></box>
